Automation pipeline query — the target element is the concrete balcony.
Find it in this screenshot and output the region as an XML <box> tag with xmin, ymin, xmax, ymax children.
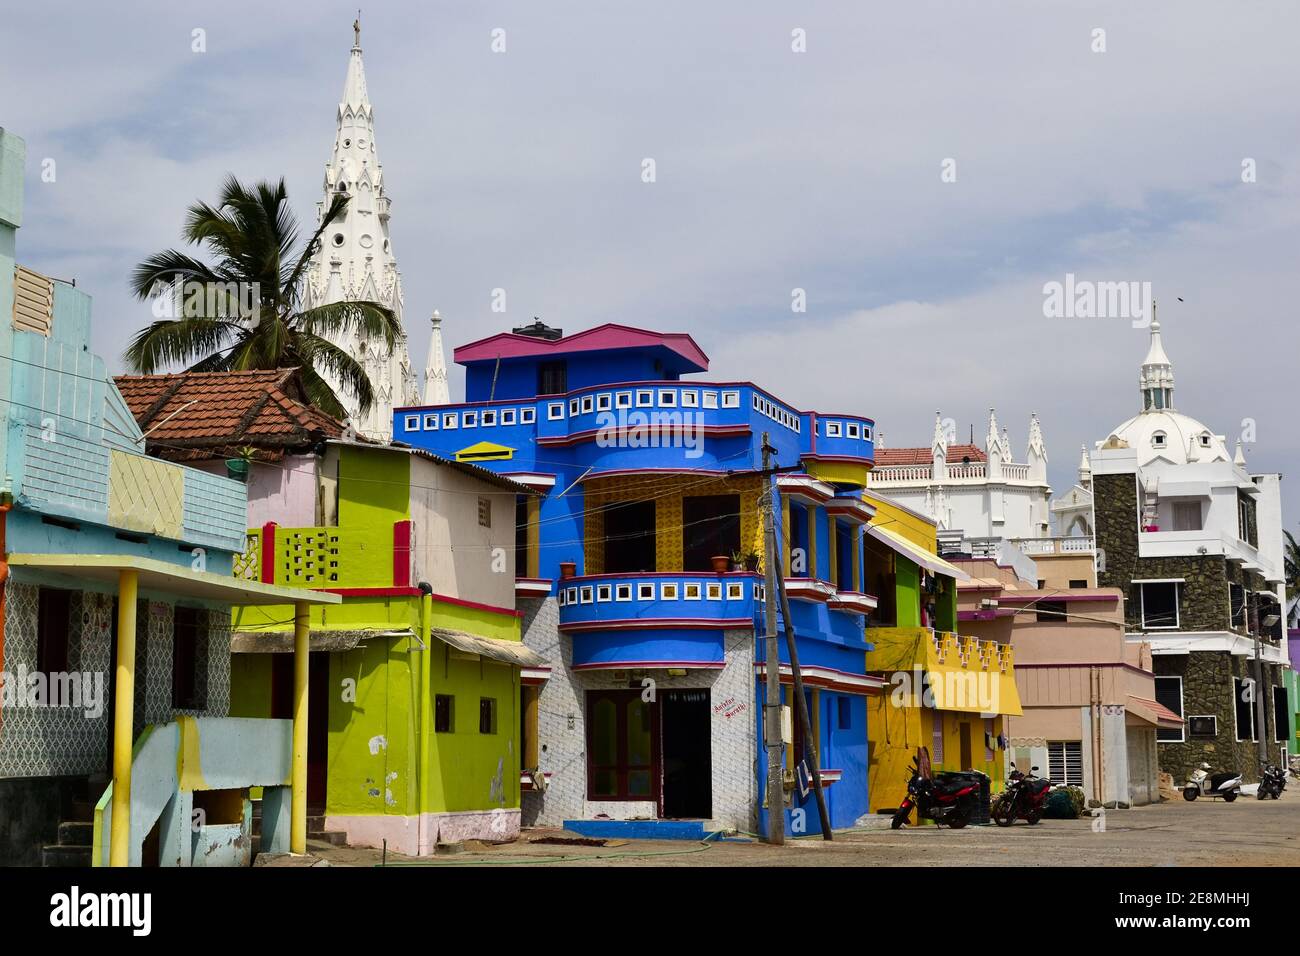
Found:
<box><xmin>557</xmin><ymin>571</ymin><xmax>762</xmax><ymax>633</ymax></box>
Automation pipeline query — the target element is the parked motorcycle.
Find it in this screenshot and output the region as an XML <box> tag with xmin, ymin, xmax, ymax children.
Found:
<box><xmin>992</xmin><ymin>762</ymin><xmax>1052</xmax><ymax>826</ymax></box>
<box><xmin>1183</xmin><ymin>762</ymin><xmax>1241</xmax><ymax>802</ymax></box>
<box><xmin>1257</xmin><ymin>764</ymin><xmax>1287</xmax><ymax>800</ymax></box>
<box><xmin>891</xmin><ymin>760</ymin><xmax>980</xmax><ymax>829</ymax></box>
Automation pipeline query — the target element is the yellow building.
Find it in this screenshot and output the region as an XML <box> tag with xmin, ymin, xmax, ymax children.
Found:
<box><xmin>863</xmin><ymin>493</ymin><xmax>1022</xmax><ymax>814</ymax></box>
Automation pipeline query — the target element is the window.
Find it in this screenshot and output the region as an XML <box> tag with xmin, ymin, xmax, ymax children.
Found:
<box><xmin>520</xmin><ymin>407</ymin><xmax>536</xmax><ymax>424</ymax></box>
<box><xmin>681</xmin><ymin>391</ymin><xmax>698</xmax><ymax>407</ymax></box>
<box><xmin>463</xmin><ymin>411</ymin><xmax>478</xmax><ymax>428</ymax></box>
<box><xmin>637</xmin><ymin>583</ymin><xmax>655</xmax><ymax>601</ymax></box>
<box><xmin>1069</xmin><ymin>579</ymin><xmax>1088</xmax><ymax>589</ymax></box>
<box><xmin>702</xmin><ymin>391</ymin><xmax>718</xmax><ymax>409</ymax></box>
<box><xmin>569</xmin><ymin>398</ymin><xmax>580</xmax><ymax>416</ymax></box>
<box><xmin>1154</xmin><ymin>676</ymin><xmax>1184</xmax><ymax>742</ymax></box>
<box><xmin>615</xmin><ymin>584</ymin><xmax>632</xmax><ymax>601</ymax></box>
<box><xmin>602</xmin><ymin>500</ymin><xmax>657</xmax><ymax>573</ymax></box>
<box><xmin>1230</xmin><ymin>584</ymin><xmax>1247</xmax><ymax>628</ymax></box>
<box><xmin>478</xmin><ymin>496</ymin><xmax>492</xmax><ymax>527</ymax></box>
<box><xmin>442</xmin><ymin>412</ymin><xmax>458</xmax><ymax>429</ymax></box>
<box><xmin>1140</xmin><ymin>582</ymin><xmax>1179</xmax><ymax>629</ymax></box>
<box><xmin>658</xmin><ymin>389</ymin><xmax>676</xmax><ymax>406</ymax></box>
<box><xmin>501</xmin><ymin>408</ymin><xmax>516</xmax><ymax>425</ymax></box>
<box><xmin>1234</xmin><ymin>677</ymin><xmax>1255</xmax><ymax>741</ymax></box>
<box><xmin>435</xmin><ymin>695</ymin><xmax>454</xmax><ymax>733</ymax></box>
<box><xmin>479</xmin><ymin>697</ymin><xmax>498</xmax><ymax>734</ymax></box>
<box><xmin>1035</xmin><ymin>601</ymin><xmax>1066</xmax><ymax>623</ymax></box>
<box><xmin>581</xmin><ymin>395</ymin><xmax>594</xmax><ymax>414</ymax></box>
<box><xmin>537</xmin><ymin>361</ymin><xmax>567</xmax><ymax>396</ymax></box>
<box><xmin>586</xmin><ymin>690</ymin><xmax>654</xmax><ymax>800</ymax></box>
<box><xmin>36</xmin><ymin>588</ymin><xmax>72</xmax><ymax>675</ymax></box>
<box><xmin>635</xmin><ymin>389</ymin><xmax>653</xmax><ymax>407</ymax></box>
<box><xmin>596</xmin><ymin>584</ymin><xmax>612</xmax><ymax>602</ymax></box>
<box><xmin>846</xmin><ymin>423</ymin><xmax>860</xmax><ymax>439</ymax></box>
<box><xmin>1172</xmin><ymin>500</ymin><xmax>1202</xmax><ymax>531</ymax></box>
<box><xmin>1274</xmin><ymin>685</ymin><xmax>1288</xmax><ymax>743</ymax></box>
<box><xmin>721</xmin><ymin>390</ymin><xmax>740</xmax><ymax>408</ymax></box>
<box><xmin>826</xmin><ymin>421</ymin><xmax>842</xmax><ymax>438</ymax></box>
<box><xmin>1151</xmin><ymin>431</ymin><xmax>1166</xmax><ymax>449</ymax></box>
<box><xmin>404</xmin><ymin>414</ymin><xmax>420</xmax><ymax>431</ymax></box>
<box><xmin>547</xmin><ymin>402</ymin><xmax>564</xmax><ymax>421</ymax></box>
<box><xmin>1187</xmin><ymin>715</ymin><xmax>1217</xmax><ymax>738</ymax></box>
<box><xmin>661</xmin><ymin>583</ymin><xmax>678</xmax><ymax>600</ymax></box>
<box><xmin>481</xmin><ymin>410</ymin><xmax>496</xmax><ymax>427</ymax></box>
<box><xmin>837</xmin><ymin>697</ymin><xmax>851</xmax><ymax>731</ymax></box>
<box><xmin>1047</xmin><ymin>741</ymin><xmax>1084</xmax><ymax>786</ymax></box>
<box><xmin>172</xmin><ymin>606</ymin><xmax>205</xmax><ymax>710</ymax></box>
<box><xmin>422</xmin><ymin>413</ymin><xmax>439</xmax><ymax>430</ymax></box>
<box><xmin>596</xmin><ymin>394</ymin><xmax>612</xmax><ymax>412</ymax></box>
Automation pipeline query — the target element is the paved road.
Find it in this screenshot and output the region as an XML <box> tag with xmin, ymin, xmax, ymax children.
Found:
<box><xmin>306</xmin><ymin>795</ymin><xmax>1300</xmax><ymax>867</ymax></box>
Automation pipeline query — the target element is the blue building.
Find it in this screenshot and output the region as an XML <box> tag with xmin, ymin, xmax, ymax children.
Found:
<box><xmin>394</xmin><ymin>320</ymin><xmax>887</xmax><ymax>837</ymax></box>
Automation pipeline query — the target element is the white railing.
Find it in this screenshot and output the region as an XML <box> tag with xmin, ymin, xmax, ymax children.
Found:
<box><xmin>1008</xmin><ymin>536</ymin><xmax>1095</xmax><ymax>556</ymax></box>
<box><xmin>872</xmin><ymin>460</ymin><xmax>1038</xmax><ymax>484</ymax></box>
<box><xmin>871</xmin><ymin>464</ymin><xmax>934</xmax><ymax>483</ymax></box>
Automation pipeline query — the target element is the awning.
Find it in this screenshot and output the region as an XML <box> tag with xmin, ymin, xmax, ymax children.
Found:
<box><xmin>7</xmin><ymin>553</ymin><xmax>340</xmax><ymax>606</ymax></box>
<box><xmin>865</xmin><ymin>525</ymin><xmax>971</xmax><ymax>582</ymax></box>
<box><xmin>1127</xmin><ymin>695</ymin><xmax>1184</xmax><ymax>729</ymax></box>
<box><xmin>430</xmin><ymin>627</ymin><xmax>548</xmax><ymax>668</ymax></box>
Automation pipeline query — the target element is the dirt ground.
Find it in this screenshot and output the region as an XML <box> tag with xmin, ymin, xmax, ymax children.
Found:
<box><xmin>290</xmin><ymin>794</ymin><xmax>1300</xmax><ymax>867</ymax></box>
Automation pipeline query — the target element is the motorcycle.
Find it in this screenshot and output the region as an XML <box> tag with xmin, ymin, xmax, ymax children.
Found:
<box><xmin>1183</xmin><ymin>762</ymin><xmax>1241</xmax><ymax>802</ymax></box>
<box><xmin>1257</xmin><ymin>764</ymin><xmax>1287</xmax><ymax>800</ymax></box>
<box><xmin>891</xmin><ymin>759</ymin><xmax>980</xmax><ymax>830</ymax></box>
<box><xmin>992</xmin><ymin>762</ymin><xmax>1052</xmax><ymax>826</ymax></box>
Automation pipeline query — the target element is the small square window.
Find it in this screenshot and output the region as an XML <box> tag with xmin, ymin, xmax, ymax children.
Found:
<box><xmin>565</xmin><ymin>587</ymin><xmax>578</xmax><ymax>605</ymax></box>
<box><xmin>481</xmin><ymin>410</ymin><xmax>497</xmax><ymax>426</ymax></box>
<box><xmin>615</xmin><ymin>584</ymin><xmax>633</xmax><ymax>601</ymax></box>
<box><xmin>423</xmin><ymin>413</ymin><xmax>439</xmax><ymax>430</ymax></box>
<box><xmin>501</xmin><ymin>409</ymin><xmax>516</xmax><ymax>425</ymax></box>
<box><xmin>479</xmin><ymin>697</ymin><xmax>497</xmax><ymax>735</ymax></box>
<box><xmin>478</xmin><ymin>496</ymin><xmax>492</xmax><ymax>528</ymax></box>
<box><xmin>846</xmin><ymin>423</ymin><xmax>860</xmax><ymax>438</ymax></box>
<box><xmin>658</xmin><ymin>389</ymin><xmax>677</xmax><ymax>407</ymax></box>
<box><xmin>702</xmin><ymin>391</ymin><xmax>718</xmax><ymax>409</ymax></box>
<box><xmin>661</xmin><ymin>583</ymin><xmax>679</xmax><ymax>600</ymax></box>
<box><xmin>596</xmin><ymin>394</ymin><xmax>612</xmax><ymax>411</ymax></box>
<box><xmin>521</xmin><ymin>407</ymin><xmax>536</xmax><ymax>424</ymax></box>
<box><xmin>615</xmin><ymin>392</ymin><xmax>633</xmax><ymax>409</ymax></box>
<box><xmin>404</xmin><ymin>414</ymin><xmax>420</xmax><ymax>431</ymax></box>
<box><xmin>581</xmin><ymin>395</ymin><xmax>594</xmax><ymax>414</ymax></box>
<box><xmin>706</xmin><ymin>583</ymin><xmax>722</xmax><ymax>600</ymax></box>
<box><xmin>862</xmin><ymin>426</ymin><xmax>871</xmax><ymax>440</ymax></box>
<box><xmin>681</xmin><ymin>391</ymin><xmax>698</xmax><ymax>407</ymax></box>
<box><xmin>597</xmin><ymin>584</ymin><xmax>612</xmax><ymax>602</ymax></box>
<box><xmin>580</xmin><ymin>586</ymin><xmax>594</xmax><ymax>604</ymax></box>
<box><xmin>463</xmin><ymin>411</ymin><xmax>478</xmax><ymax>427</ymax></box>
<box><xmin>548</xmin><ymin>403</ymin><xmax>564</xmax><ymax>420</ymax></box>
<box><xmin>443</xmin><ymin>413</ymin><xmax>458</xmax><ymax>429</ymax></box>
<box><xmin>726</xmin><ymin>583</ymin><xmax>743</xmax><ymax>600</ymax></box>
<box><xmin>826</xmin><ymin>422</ymin><xmax>842</xmax><ymax>437</ymax></box>
<box><xmin>638</xmin><ymin>583</ymin><xmax>655</xmax><ymax>601</ymax></box>
<box><xmin>569</xmin><ymin>398</ymin><xmax>581</xmax><ymax>416</ymax></box>
<box><xmin>558</xmin><ymin>589</ymin><xmax>567</xmax><ymax>607</ymax></box>
<box><xmin>753</xmin><ymin>395</ymin><xmax>761</xmax><ymax>411</ymax></box>
<box><xmin>722</xmin><ymin>391</ymin><xmax>740</xmax><ymax>408</ymax></box>
<box><xmin>684</xmin><ymin>583</ymin><xmax>702</xmax><ymax>600</ymax></box>
<box><xmin>435</xmin><ymin>695</ymin><xmax>455</xmax><ymax>733</ymax></box>
<box><xmin>636</xmin><ymin>389</ymin><xmax>654</xmax><ymax>407</ymax></box>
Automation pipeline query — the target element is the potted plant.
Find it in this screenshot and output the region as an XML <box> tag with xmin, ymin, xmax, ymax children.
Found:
<box><xmin>743</xmin><ymin>549</ymin><xmax>761</xmax><ymax>572</ymax></box>
<box><xmin>224</xmin><ymin>445</ymin><xmax>257</xmax><ymax>483</ymax></box>
<box><xmin>731</xmin><ymin>550</ymin><xmax>745</xmax><ymax>572</ymax></box>
<box><xmin>711</xmin><ymin>554</ymin><xmax>731</xmax><ymax>574</ymax></box>
<box><xmin>559</xmin><ymin>561</ymin><xmax>577</xmax><ymax>579</ymax></box>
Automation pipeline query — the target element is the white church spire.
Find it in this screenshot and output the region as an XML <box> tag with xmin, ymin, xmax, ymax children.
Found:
<box><xmin>303</xmin><ymin>19</ymin><xmax>419</xmax><ymax>441</ymax></box>
<box><xmin>424</xmin><ymin>310</ymin><xmax>450</xmax><ymax>405</ymax></box>
<box><xmin>1139</xmin><ymin>301</ymin><xmax>1175</xmax><ymax>413</ymax></box>
<box><xmin>1026</xmin><ymin>412</ymin><xmax>1047</xmax><ymax>483</ymax></box>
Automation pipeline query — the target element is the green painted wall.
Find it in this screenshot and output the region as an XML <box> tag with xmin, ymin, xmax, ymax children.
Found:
<box><xmin>339</xmin><ymin>444</ymin><xmax>410</xmax><ymax>527</ymax></box>
<box><xmin>229</xmin><ymin>654</ymin><xmax>273</xmax><ymax>718</ymax></box>
<box><xmin>935</xmin><ymin>578</ymin><xmax>958</xmax><ymax>632</ymax></box>
<box><xmin>895</xmin><ymin>557</ymin><xmax>921</xmax><ymax>628</ymax></box>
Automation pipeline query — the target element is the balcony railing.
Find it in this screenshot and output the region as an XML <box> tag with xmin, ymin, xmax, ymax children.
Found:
<box><xmin>556</xmin><ymin>571</ymin><xmax>762</xmax><ymax>631</ymax></box>
<box><xmin>1005</xmin><ymin>535</ymin><xmax>1095</xmax><ymax>556</ymax></box>
<box><xmin>871</xmin><ymin>461</ymin><xmax>1032</xmax><ymax>484</ymax></box>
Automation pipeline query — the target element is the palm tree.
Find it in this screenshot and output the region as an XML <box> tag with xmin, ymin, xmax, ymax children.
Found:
<box><xmin>126</xmin><ymin>175</ymin><xmax>400</xmax><ymax>421</ymax></box>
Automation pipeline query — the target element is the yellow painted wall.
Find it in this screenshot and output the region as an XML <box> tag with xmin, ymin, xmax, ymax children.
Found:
<box><xmin>583</xmin><ymin>473</ymin><xmax>764</xmax><ymax>574</ymax></box>
<box><xmin>864</xmin><ymin>491</ymin><xmax>937</xmax><ymax>551</ymax></box>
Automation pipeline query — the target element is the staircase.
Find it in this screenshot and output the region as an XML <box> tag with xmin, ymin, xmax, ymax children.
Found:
<box><xmin>250</xmin><ymin>802</ymin><xmax>347</xmax><ymax>857</ymax></box>
<box><xmin>41</xmin><ymin>781</ymin><xmax>99</xmax><ymax>867</ymax></box>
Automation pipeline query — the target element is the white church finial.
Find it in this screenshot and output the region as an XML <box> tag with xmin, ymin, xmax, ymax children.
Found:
<box><xmin>931</xmin><ymin>411</ymin><xmax>947</xmax><ymax>482</ymax></box>
<box><xmin>1234</xmin><ymin>439</ymin><xmax>1247</xmax><ymax>467</ymax></box>
<box><xmin>424</xmin><ymin>310</ymin><xmax>451</xmax><ymax>405</ymax></box>
<box><xmin>1078</xmin><ymin>443</ymin><xmax>1091</xmax><ymax>483</ymax></box>
<box><xmin>302</xmin><ymin>23</ymin><xmax>419</xmax><ymax>441</ymax></box>
<box><xmin>1026</xmin><ymin>412</ymin><xmax>1047</xmax><ymax>482</ymax></box>
<box><xmin>986</xmin><ymin>408</ymin><xmax>1003</xmax><ymax>481</ymax></box>
<box><xmin>1139</xmin><ymin>299</ymin><xmax>1175</xmax><ymax>413</ymax></box>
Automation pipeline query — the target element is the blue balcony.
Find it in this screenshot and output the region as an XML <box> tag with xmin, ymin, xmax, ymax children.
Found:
<box><xmin>556</xmin><ymin>571</ymin><xmax>763</xmax><ymax>671</ymax></box>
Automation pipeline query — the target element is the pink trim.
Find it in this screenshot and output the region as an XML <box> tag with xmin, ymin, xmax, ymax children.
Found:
<box><xmin>997</xmin><ymin>593</ymin><xmax>1119</xmax><ymax>604</ymax></box>
<box><xmin>429</xmin><ymin>592</ymin><xmax>524</xmax><ymax>619</ymax></box>
<box><xmin>325</xmin><ymin>587</ymin><xmax>423</xmax><ymax>597</ymax></box>
<box><xmin>801</xmin><ymin>454</ymin><xmax>875</xmax><ymax>465</ymax></box>
<box><xmin>562</xmin><ymin>571</ymin><xmax>760</xmax><ymax>582</ymax></box>
<box><xmin>453</xmin><ymin>323</ymin><xmax>710</xmax><ymax>371</ymax></box>
<box><xmin>572</xmin><ymin>659</ymin><xmax>726</xmax><ymax>671</ymax></box>
<box><xmin>560</xmin><ymin>617</ymin><xmax>755</xmax><ymax>632</ymax></box>
<box><xmin>579</xmin><ymin>466</ymin><xmax>755</xmax><ymax>481</ymax></box>
<box><xmin>260</xmin><ymin>522</ymin><xmax>277</xmax><ymax>584</ymax></box>
<box><xmin>393</xmin><ymin>520</ymin><xmax>412</xmax><ymax>588</ymax></box>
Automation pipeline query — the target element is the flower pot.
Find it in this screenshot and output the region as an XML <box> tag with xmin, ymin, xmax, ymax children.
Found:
<box><xmin>559</xmin><ymin>561</ymin><xmax>577</xmax><ymax>579</ymax></box>
<box><xmin>711</xmin><ymin>555</ymin><xmax>731</xmax><ymax>574</ymax></box>
<box><xmin>225</xmin><ymin>458</ymin><xmax>250</xmax><ymax>483</ymax></box>
<box><xmin>745</xmin><ymin>555</ymin><xmax>760</xmax><ymax>572</ymax></box>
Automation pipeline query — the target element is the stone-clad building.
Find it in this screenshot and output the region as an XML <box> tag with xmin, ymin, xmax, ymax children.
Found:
<box><xmin>1088</xmin><ymin>316</ymin><xmax>1288</xmax><ymax>785</ymax></box>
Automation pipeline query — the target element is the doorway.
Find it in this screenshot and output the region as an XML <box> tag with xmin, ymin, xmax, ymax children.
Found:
<box><xmin>271</xmin><ymin>652</ymin><xmax>330</xmax><ymax>808</ymax></box>
<box><xmin>681</xmin><ymin>495</ymin><xmax>740</xmax><ymax>572</ymax></box>
<box><xmin>660</xmin><ymin>690</ymin><xmax>712</xmax><ymax>819</ymax></box>
<box><xmin>603</xmin><ymin>500</ymin><xmax>657</xmax><ymax>572</ymax></box>
<box><xmin>959</xmin><ymin>721</ymin><xmax>972</xmax><ymax>770</ymax></box>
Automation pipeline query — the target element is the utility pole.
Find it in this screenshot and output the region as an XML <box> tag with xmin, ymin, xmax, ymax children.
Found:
<box><xmin>775</xmin><ymin>570</ymin><xmax>833</xmax><ymax>840</ymax></box>
<box><xmin>760</xmin><ymin>433</ymin><xmax>785</xmax><ymax>844</ymax></box>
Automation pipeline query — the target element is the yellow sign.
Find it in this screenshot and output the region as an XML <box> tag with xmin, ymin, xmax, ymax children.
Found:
<box><xmin>455</xmin><ymin>441</ymin><xmax>515</xmax><ymax>462</ymax></box>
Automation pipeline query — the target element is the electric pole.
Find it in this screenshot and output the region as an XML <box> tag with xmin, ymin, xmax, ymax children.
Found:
<box><xmin>760</xmin><ymin>433</ymin><xmax>786</xmax><ymax>844</ymax></box>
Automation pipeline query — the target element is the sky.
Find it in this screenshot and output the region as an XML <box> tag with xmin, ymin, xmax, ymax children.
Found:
<box><xmin>2</xmin><ymin>1</ymin><xmax>1298</xmax><ymax>527</ymax></box>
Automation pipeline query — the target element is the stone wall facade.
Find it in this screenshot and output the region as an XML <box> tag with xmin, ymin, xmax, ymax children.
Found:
<box><xmin>517</xmin><ymin>596</ymin><xmax>757</xmax><ymax>832</ymax></box>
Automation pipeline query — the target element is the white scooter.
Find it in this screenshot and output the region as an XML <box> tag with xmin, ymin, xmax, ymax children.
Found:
<box><xmin>1183</xmin><ymin>763</ymin><xmax>1242</xmax><ymax>802</ymax></box>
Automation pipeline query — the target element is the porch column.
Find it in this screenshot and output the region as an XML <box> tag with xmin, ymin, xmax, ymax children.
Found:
<box><xmin>291</xmin><ymin>600</ymin><xmax>309</xmax><ymax>854</ymax></box>
<box><xmin>109</xmin><ymin>569</ymin><xmax>138</xmax><ymax>867</ymax></box>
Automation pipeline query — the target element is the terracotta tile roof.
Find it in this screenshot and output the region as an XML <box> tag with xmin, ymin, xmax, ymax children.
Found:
<box><xmin>114</xmin><ymin>368</ymin><xmax>344</xmax><ymax>462</ymax></box>
<box><xmin>875</xmin><ymin>444</ymin><xmax>987</xmax><ymax>466</ymax></box>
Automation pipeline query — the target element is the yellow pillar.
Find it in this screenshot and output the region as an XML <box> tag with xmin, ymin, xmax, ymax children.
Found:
<box><xmin>781</xmin><ymin>499</ymin><xmax>791</xmax><ymax>577</ymax></box>
<box><xmin>827</xmin><ymin>517</ymin><xmax>838</xmax><ymax>587</ymax></box>
<box><xmin>109</xmin><ymin>570</ymin><xmax>138</xmax><ymax>867</ymax></box>
<box><xmin>291</xmin><ymin>600</ymin><xmax>309</xmax><ymax>854</ymax></box>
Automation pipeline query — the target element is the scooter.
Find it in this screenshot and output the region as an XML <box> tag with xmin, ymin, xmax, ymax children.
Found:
<box><xmin>1183</xmin><ymin>762</ymin><xmax>1241</xmax><ymax>802</ymax></box>
<box><xmin>992</xmin><ymin>762</ymin><xmax>1052</xmax><ymax>826</ymax></box>
<box><xmin>1257</xmin><ymin>764</ymin><xmax>1286</xmax><ymax>800</ymax></box>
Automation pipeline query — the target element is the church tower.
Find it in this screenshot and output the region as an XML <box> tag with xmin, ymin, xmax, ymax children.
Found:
<box><xmin>303</xmin><ymin>19</ymin><xmax>419</xmax><ymax>441</ymax></box>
